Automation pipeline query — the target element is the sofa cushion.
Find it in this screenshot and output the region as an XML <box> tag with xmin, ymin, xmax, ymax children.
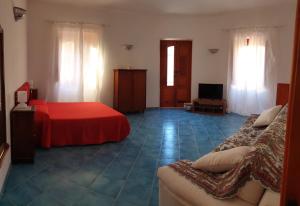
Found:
<box><xmin>157</xmin><ymin>166</ymin><xmax>254</xmax><ymax>206</ymax></box>
<box><xmin>237</xmin><ymin>180</ymin><xmax>265</xmax><ymax>205</ymax></box>
<box><xmin>192</xmin><ymin>146</ymin><xmax>255</xmax><ymax>172</ymax></box>
<box><xmin>253</xmin><ymin>105</ymin><xmax>282</xmax><ymax>127</ymax></box>
<box><xmin>258</xmin><ymin>190</ymin><xmax>280</xmax><ymax>206</ymax></box>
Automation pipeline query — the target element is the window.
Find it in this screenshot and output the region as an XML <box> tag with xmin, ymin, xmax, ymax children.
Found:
<box><xmin>167</xmin><ymin>46</ymin><xmax>175</xmax><ymax>86</ymax></box>
<box><xmin>51</xmin><ymin>23</ymin><xmax>104</xmax><ymax>102</ymax></box>
<box><xmin>232</xmin><ymin>35</ymin><xmax>266</xmax><ymax>92</ymax></box>
<box><xmin>227</xmin><ymin>30</ymin><xmax>276</xmax><ymax>116</ymax></box>
<box><xmin>60</xmin><ymin>40</ymin><xmax>77</xmax><ymax>83</ymax></box>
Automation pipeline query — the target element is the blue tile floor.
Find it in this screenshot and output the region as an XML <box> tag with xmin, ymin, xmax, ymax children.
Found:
<box><xmin>0</xmin><ymin>109</ymin><xmax>246</xmax><ymax>206</ymax></box>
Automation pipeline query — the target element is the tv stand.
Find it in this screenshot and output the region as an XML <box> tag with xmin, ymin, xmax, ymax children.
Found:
<box><xmin>193</xmin><ymin>98</ymin><xmax>227</xmax><ymax>115</ymax></box>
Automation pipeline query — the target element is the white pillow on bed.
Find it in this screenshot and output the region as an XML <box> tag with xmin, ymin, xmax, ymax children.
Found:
<box><xmin>192</xmin><ymin>146</ymin><xmax>256</xmax><ymax>173</ymax></box>
<box><xmin>253</xmin><ymin>105</ymin><xmax>282</xmax><ymax>127</ymax></box>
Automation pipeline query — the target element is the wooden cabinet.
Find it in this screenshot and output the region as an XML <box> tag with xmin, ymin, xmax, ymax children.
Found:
<box><xmin>114</xmin><ymin>69</ymin><xmax>147</xmax><ymax>113</ymax></box>
<box><xmin>11</xmin><ymin>107</ymin><xmax>35</xmax><ymax>163</ymax></box>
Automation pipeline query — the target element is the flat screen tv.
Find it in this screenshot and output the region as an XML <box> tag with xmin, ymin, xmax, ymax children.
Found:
<box><xmin>198</xmin><ymin>84</ymin><xmax>223</xmax><ymax>100</ymax></box>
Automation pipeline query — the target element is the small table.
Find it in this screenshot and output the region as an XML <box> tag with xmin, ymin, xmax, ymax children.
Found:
<box><xmin>193</xmin><ymin>98</ymin><xmax>227</xmax><ymax>115</ymax></box>
<box><xmin>11</xmin><ymin>106</ymin><xmax>36</xmax><ymax>163</ymax></box>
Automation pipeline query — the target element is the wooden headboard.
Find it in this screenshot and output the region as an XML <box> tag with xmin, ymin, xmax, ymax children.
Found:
<box><xmin>276</xmin><ymin>83</ymin><xmax>290</xmax><ymax>105</ymax></box>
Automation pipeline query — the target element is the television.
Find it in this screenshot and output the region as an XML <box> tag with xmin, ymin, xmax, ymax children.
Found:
<box><xmin>198</xmin><ymin>83</ymin><xmax>223</xmax><ymax>100</ymax></box>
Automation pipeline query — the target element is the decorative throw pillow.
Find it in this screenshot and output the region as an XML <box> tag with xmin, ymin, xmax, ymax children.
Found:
<box><xmin>192</xmin><ymin>146</ymin><xmax>256</xmax><ymax>173</ymax></box>
<box><xmin>253</xmin><ymin>105</ymin><xmax>282</xmax><ymax>127</ymax></box>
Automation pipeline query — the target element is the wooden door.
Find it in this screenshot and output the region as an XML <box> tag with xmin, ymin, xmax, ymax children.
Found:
<box><xmin>175</xmin><ymin>41</ymin><xmax>192</xmax><ymax>107</ymax></box>
<box><xmin>160</xmin><ymin>40</ymin><xmax>192</xmax><ymax>107</ymax></box>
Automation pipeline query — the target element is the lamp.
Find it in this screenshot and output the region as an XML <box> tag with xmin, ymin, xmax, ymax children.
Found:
<box><xmin>13</xmin><ymin>7</ymin><xmax>26</xmax><ymax>21</ymax></box>
<box><xmin>16</xmin><ymin>91</ymin><xmax>28</xmax><ymax>109</ymax></box>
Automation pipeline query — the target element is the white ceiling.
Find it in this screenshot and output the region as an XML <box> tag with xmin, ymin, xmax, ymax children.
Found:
<box><xmin>35</xmin><ymin>0</ymin><xmax>296</xmax><ymax>15</ymax></box>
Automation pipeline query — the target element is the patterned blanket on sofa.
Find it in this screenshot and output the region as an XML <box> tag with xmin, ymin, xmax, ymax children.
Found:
<box><xmin>168</xmin><ymin>105</ymin><xmax>287</xmax><ymax>199</ymax></box>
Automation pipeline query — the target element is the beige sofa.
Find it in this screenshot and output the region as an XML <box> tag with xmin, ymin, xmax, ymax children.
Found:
<box><xmin>157</xmin><ymin>106</ymin><xmax>287</xmax><ymax>206</ymax></box>
<box><xmin>157</xmin><ymin>166</ymin><xmax>280</xmax><ymax>206</ymax></box>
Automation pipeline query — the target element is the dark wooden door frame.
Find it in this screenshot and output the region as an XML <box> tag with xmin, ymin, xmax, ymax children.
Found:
<box><xmin>0</xmin><ymin>25</ymin><xmax>9</xmax><ymax>168</ymax></box>
<box><xmin>160</xmin><ymin>40</ymin><xmax>192</xmax><ymax>107</ymax></box>
<box><xmin>281</xmin><ymin>0</ymin><xmax>300</xmax><ymax>205</ymax></box>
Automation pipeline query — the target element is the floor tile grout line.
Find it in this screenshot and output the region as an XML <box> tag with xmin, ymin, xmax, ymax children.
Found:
<box><xmin>147</xmin><ymin>125</ymin><xmax>165</xmax><ymax>206</ymax></box>
<box><xmin>76</xmin><ymin>131</ymin><xmax>139</xmax><ymax>195</ymax></box>
<box><xmin>6</xmin><ymin>160</ymin><xmax>53</xmax><ymax>193</ymax></box>
<box><xmin>112</xmin><ymin>142</ymin><xmax>144</xmax><ymax>204</ymax></box>
<box><xmin>65</xmin><ymin>138</ymin><xmax>139</xmax><ymax>206</ymax></box>
<box><xmin>28</xmin><ymin>145</ymin><xmax>106</xmax><ymax>188</ymax></box>
<box><xmin>191</xmin><ymin>123</ymin><xmax>201</xmax><ymax>159</ymax></box>
<box><xmin>112</xmin><ymin>113</ymin><xmax>148</xmax><ymax>206</ymax></box>
<box><xmin>37</xmin><ymin>130</ymin><xmax>135</xmax><ymax>202</ymax></box>
<box><xmin>199</xmin><ymin>120</ymin><xmax>213</xmax><ymax>151</ymax></box>
<box><xmin>177</xmin><ymin>119</ymin><xmax>181</xmax><ymax>160</ymax></box>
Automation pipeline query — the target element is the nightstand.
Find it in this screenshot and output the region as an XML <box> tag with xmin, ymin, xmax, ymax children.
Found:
<box><xmin>10</xmin><ymin>106</ymin><xmax>36</xmax><ymax>163</ymax></box>
<box><xmin>30</xmin><ymin>88</ymin><xmax>38</xmax><ymax>99</ymax></box>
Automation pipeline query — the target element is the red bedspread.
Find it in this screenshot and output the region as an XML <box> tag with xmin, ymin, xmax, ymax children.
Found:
<box><xmin>30</xmin><ymin>101</ymin><xmax>130</xmax><ymax>148</ymax></box>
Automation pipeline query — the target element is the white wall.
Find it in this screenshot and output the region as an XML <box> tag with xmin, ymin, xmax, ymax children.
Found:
<box><xmin>0</xmin><ymin>0</ymin><xmax>28</xmax><ymax>191</ymax></box>
<box><xmin>27</xmin><ymin>1</ymin><xmax>296</xmax><ymax>108</ymax></box>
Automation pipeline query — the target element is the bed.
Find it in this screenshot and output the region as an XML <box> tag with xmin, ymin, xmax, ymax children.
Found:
<box><xmin>15</xmin><ymin>82</ymin><xmax>130</xmax><ymax>148</ymax></box>
<box><xmin>157</xmin><ymin>83</ymin><xmax>290</xmax><ymax>206</ymax></box>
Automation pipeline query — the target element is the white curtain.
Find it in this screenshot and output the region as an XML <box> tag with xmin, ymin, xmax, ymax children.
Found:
<box><xmin>47</xmin><ymin>23</ymin><xmax>104</xmax><ymax>102</ymax></box>
<box><xmin>227</xmin><ymin>28</ymin><xmax>278</xmax><ymax>116</ymax></box>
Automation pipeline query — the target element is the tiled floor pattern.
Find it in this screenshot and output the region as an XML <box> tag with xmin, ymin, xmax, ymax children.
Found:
<box><xmin>0</xmin><ymin>109</ymin><xmax>246</xmax><ymax>206</ymax></box>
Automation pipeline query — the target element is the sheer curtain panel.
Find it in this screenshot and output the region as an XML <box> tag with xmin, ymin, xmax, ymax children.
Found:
<box><xmin>227</xmin><ymin>28</ymin><xmax>278</xmax><ymax>116</ymax></box>
<box><xmin>47</xmin><ymin>23</ymin><xmax>104</xmax><ymax>102</ymax></box>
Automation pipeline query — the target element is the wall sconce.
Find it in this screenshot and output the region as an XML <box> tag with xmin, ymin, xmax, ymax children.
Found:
<box><xmin>122</xmin><ymin>44</ymin><xmax>134</xmax><ymax>51</ymax></box>
<box><xmin>208</xmin><ymin>48</ymin><xmax>219</xmax><ymax>54</ymax></box>
<box><xmin>13</xmin><ymin>7</ymin><xmax>26</xmax><ymax>21</ymax></box>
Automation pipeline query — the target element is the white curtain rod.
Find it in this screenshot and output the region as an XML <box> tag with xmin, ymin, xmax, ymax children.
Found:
<box><xmin>222</xmin><ymin>25</ymin><xmax>285</xmax><ymax>31</ymax></box>
<box><xmin>45</xmin><ymin>20</ymin><xmax>109</xmax><ymax>27</ymax></box>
